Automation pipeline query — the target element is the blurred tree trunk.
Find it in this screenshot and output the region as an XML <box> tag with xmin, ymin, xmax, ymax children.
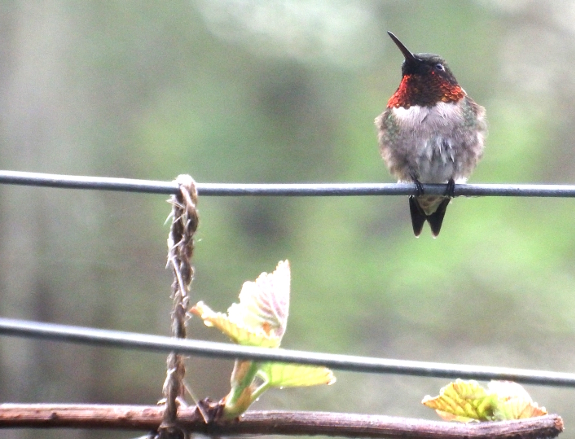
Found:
<box><xmin>0</xmin><ymin>4</ymin><xmax>100</xmax><ymax>439</ymax></box>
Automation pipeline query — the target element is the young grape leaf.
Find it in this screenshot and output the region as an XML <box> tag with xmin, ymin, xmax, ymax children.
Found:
<box><xmin>190</xmin><ymin>300</ymin><xmax>280</xmax><ymax>347</ymax></box>
<box><xmin>488</xmin><ymin>381</ymin><xmax>547</xmax><ymax>420</ymax></box>
<box><xmin>422</xmin><ymin>379</ymin><xmax>495</xmax><ymax>422</ymax></box>
<box><xmin>190</xmin><ymin>260</ymin><xmax>290</xmax><ymax>347</ymax></box>
<box><xmin>257</xmin><ymin>362</ymin><xmax>336</xmax><ymax>388</ymax></box>
<box><xmin>423</xmin><ymin>380</ymin><xmax>548</xmax><ymax>422</ymax></box>
<box><xmin>228</xmin><ymin>259</ymin><xmax>290</xmax><ymax>341</ymax></box>
<box><xmin>191</xmin><ymin>260</ymin><xmax>335</xmax><ymax>419</ymax></box>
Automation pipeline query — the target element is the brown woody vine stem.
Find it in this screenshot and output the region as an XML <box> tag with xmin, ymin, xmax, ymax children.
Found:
<box><xmin>0</xmin><ymin>404</ymin><xmax>563</xmax><ymax>439</ymax></box>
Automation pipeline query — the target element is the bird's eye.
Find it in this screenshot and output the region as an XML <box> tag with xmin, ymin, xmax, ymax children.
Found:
<box><xmin>435</xmin><ymin>63</ymin><xmax>445</xmax><ymax>71</ymax></box>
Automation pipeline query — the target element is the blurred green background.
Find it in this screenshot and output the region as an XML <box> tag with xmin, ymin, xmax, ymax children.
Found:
<box><xmin>1</xmin><ymin>1</ymin><xmax>575</xmax><ymax>438</ymax></box>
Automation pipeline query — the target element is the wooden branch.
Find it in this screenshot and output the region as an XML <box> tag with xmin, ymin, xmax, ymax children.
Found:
<box><xmin>0</xmin><ymin>404</ymin><xmax>563</xmax><ymax>438</ymax></box>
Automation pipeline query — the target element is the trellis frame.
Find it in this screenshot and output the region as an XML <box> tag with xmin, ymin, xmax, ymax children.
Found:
<box><xmin>0</xmin><ymin>170</ymin><xmax>568</xmax><ymax>438</ymax></box>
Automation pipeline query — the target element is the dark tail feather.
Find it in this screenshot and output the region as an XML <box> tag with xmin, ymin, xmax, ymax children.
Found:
<box><xmin>409</xmin><ymin>197</ymin><xmax>451</xmax><ymax>237</ymax></box>
<box><xmin>427</xmin><ymin>198</ymin><xmax>451</xmax><ymax>237</ymax></box>
<box><xmin>409</xmin><ymin>196</ymin><xmax>426</xmax><ymax>237</ymax></box>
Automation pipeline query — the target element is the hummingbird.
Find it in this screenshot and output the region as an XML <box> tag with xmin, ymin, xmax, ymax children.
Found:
<box><xmin>375</xmin><ymin>32</ymin><xmax>487</xmax><ymax>237</ymax></box>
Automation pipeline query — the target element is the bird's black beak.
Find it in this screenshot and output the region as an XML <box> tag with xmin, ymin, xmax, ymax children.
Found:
<box><xmin>387</xmin><ymin>31</ymin><xmax>417</xmax><ymax>65</ymax></box>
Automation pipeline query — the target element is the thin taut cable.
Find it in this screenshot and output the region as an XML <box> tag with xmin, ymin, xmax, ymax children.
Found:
<box><xmin>1</xmin><ymin>317</ymin><xmax>575</xmax><ymax>388</ymax></box>
<box><xmin>3</xmin><ymin>170</ymin><xmax>575</xmax><ymax>197</ymax></box>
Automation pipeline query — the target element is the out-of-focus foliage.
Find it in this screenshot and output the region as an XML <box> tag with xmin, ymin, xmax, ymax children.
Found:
<box><xmin>1</xmin><ymin>1</ymin><xmax>575</xmax><ymax>439</ymax></box>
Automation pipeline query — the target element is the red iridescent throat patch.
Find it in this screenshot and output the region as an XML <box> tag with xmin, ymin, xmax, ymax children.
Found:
<box><xmin>387</xmin><ymin>72</ymin><xmax>465</xmax><ymax>108</ymax></box>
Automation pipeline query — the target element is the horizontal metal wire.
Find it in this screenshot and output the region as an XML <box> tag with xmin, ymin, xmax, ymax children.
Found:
<box><xmin>2</xmin><ymin>170</ymin><xmax>575</xmax><ymax>197</ymax></box>
<box><xmin>1</xmin><ymin>317</ymin><xmax>574</xmax><ymax>387</ymax></box>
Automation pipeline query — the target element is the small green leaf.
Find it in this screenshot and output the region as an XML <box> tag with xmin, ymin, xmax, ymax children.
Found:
<box><xmin>488</xmin><ymin>381</ymin><xmax>547</xmax><ymax>420</ymax></box>
<box><xmin>190</xmin><ymin>301</ymin><xmax>280</xmax><ymax>347</ymax></box>
<box><xmin>257</xmin><ymin>362</ymin><xmax>336</xmax><ymax>388</ymax></box>
<box><xmin>191</xmin><ymin>260</ymin><xmax>337</xmax><ymax>419</ymax></box>
<box><xmin>228</xmin><ymin>260</ymin><xmax>290</xmax><ymax>341</ymax></box>
<box><xmin>422</xmin><ymin>379</ymin><xmax>496</xmax><ymax>422</ymax></box>
<box><xmin>423</xmin><ymin>380</ymin><xmax>548</xmax><ymax>422</ymax></box>
<box><xmin>190</xmin><ymin>260</ymin><xmax>290</xmax><ymax>347</ymax></box>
